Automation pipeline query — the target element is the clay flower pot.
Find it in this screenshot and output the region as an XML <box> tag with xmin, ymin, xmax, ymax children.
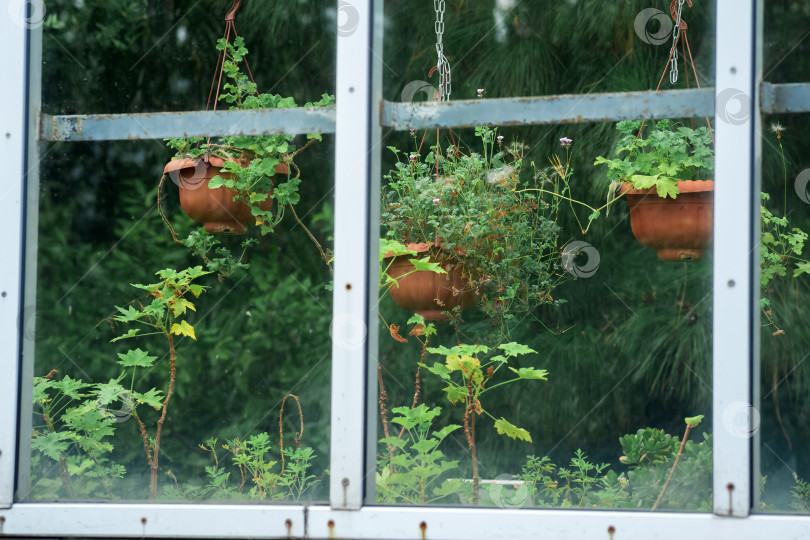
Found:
<box><xmin>621</xmin><ymin>180</ymin><xmax>714</xmax><ymax>262</ymax></box>
<box><xmin>385</xmin><ymin>243</ymin><xmax>478</xmax><ymax>320</ymax></box>
<box><xmin>163</xmin><ymin>157</ymin><xmax>289</xmax><ymax>235</ymax></box>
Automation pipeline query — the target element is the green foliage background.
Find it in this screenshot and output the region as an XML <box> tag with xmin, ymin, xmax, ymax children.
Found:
<box><xmin>26</xmin><ymin>0</ymin><xmax>810</xmax><ymax>509</ymax></box>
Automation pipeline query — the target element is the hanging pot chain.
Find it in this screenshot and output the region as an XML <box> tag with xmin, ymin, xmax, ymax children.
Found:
<box><xmin>434</xmin><ymin>0</ymin><xmax>451</xmax><ymax>101</ymax></box>
<box><xmin>669</xmin><ymin>0</ymin><xmax>685</xmax><ymax>84</ymax></box>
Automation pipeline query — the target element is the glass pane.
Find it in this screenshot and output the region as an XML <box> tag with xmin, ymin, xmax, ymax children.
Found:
<box><xmin>756</xmin><ymin>1</ymin><xmax>810</xmax><ymax>516</ymax></box>
<box><xmin>375</xmin><ymin>1</ymin><xmax>715</xmax><ymax>510</ymax></box>
<box><xmin>21</xmin><ymin>1</ymin><xmax>335</xmax><ymax>502</ymax></box>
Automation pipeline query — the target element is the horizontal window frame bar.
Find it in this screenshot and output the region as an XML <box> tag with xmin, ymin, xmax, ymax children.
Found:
<box><xmin>39</xmin><ymin>83</ymin><xmax>810</xmax><ymax>142</ymax></box>
<box><xmin>0</xmin><ymin>503</ymin><xmax>304</xmax><ymax>538</ymax></box>
<box><xmin>305</xmin><ymin>506</ymin><xmax>810</xmax><ymax>540</ymax></box>
<box><xmin>3</xmin><ymin>504</ymin><xmax>808</xmax><ymax>539</ymax></box>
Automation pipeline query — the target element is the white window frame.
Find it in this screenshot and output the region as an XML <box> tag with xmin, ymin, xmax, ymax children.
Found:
<box><xmin>2</xmin><ymin>1</ymin><xmax>810</xmax><ymax>538</ymax></box>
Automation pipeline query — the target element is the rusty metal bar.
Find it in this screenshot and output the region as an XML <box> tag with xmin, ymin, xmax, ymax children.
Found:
<box><xmin>40</xmin><ymin>106</ymin><xmax>337</xmax><ymax>141</ymax></box>
<box><xmin>38</xmin><ymin>83</ymin><xmax>810</xmax><ymax>142</ymax></box>
<box><xmin>382</xmin><ymin>87</ymin><xmax>715</xmax><ymax>130</ymax></box>
<box><xmin>761</xmin><ymin>82</ymin><xmax>810</xmax><ymax>114</ymax></box>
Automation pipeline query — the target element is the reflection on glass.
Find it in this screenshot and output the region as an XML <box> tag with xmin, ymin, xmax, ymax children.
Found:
<box><xmin>24</xmin><ymin>1</ymin><xmax>335</xmax><ymax>502</ymax></box>
<box><xmin>375</xmin><ymin>1</ymin><xmax>715</xmax><ymax>510</ymax></box>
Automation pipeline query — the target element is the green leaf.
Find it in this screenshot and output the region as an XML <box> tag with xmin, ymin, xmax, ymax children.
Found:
<box><xmin>685</xmin><ymin>415</ymin><xmax>704</xmax><ymax>428</ymax></box>
<box><xmin>488</xmin><ymin>355</ymin><xmax>507</xmax><ymax>365</ymax></box>
<box><xmin>433</xmin><ymin>424</ymin><xmax>462</xmax><ymax>441</ymax></box>
<box><xmin>494</xmin><ymin>418</ymin><xmax>532</xmax><ymax>442</ymax></box>
<box><xmin>411</xmin><ymin>439</ymin><xmax>440</xmax><ymax>454</ymax></box>
<box><xmin>795</xmin><ymin>262</ymin><xmax>810</xmax><ymax>277</ymax></box>
<box><xmin>114</xmin><ymin>305</ymin><xmax>143</xmax><ymax>322</ymax></box>
<box><xmin>208</xmin><ymin>174</ymin><xmax>226</xmax><ymax>189</ymax></box>
<box><xmin>380</xmin><ymin>238</ymin><xmax>416</xmax><ymax>261</ymax></box>
<box><xmin>52</xmin><ymin>375</ymin><xmax>88</xmax><ymax>400</ymax></box>
<box><xmin>422</xmin><ymin>362</ymin><xmax>451</xmax><ymax>381</ymax></box>
<box><xmin>655</xmin><ymin>179</ymin><xmax>681</xmax><ymax>199</ymax></box>
<box><xmin>95</xmin><ymin>376</ymin><xmax>127</xmax><ymax>406</ymax></box>
<box><xmin>630</xmin><ymin>173</ymin><xmax>660</xmax><ymax>190</ymax></box>
<box><xmin>31</xmin><ymin>431</ymin><xmax>73</xmax><ymax>460</ymax></box>
<box><xmin>433</xmin><ymin>478</ymin><xmax>464</xmax><ymax>497</ymax></box>
<box><xmin>132</xmin><ymin>388</ymin><xmax>164</xmax><ymax>409</ymax></box>
<box><xmin>170</xmin><ymin>297</ymin><xmax>196</xmax><ymax>317</ymax></box>
<box><xmin>117</xmin><ymin>348</ymin><xmax>158</xmax><ymax>368</ymax></box>
<box><xmin>379</xmin><ymin>436</ymin><xmax>408</xmax><ymax>449</ymax></box>
<box><xmin>409</xmin><ymin>257</ymin><xmax>447</xmax><ymax>274</ymax></box>
<box><xmin>508</xmin><ymin>366</ymin><xmax>549</xmax><ymax>380</ymax></box>
<box><xmin>498</xmin><ymin>342</ymin><xmax>537</xmax><ymax>358</ymax></box>
<box><xmin>111</xmin><ymin>328</ymin><xmax>141</xmax><ymax>343</ymax></box>
<box><xmin>445</xmin><ymin>385</ymin><xmax>468</xmax><ymax>405</ymax></box>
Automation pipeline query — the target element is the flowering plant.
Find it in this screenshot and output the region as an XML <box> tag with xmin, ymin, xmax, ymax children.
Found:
<box><xmin>381</xmin><ymin>126</ymin><xmax>570</xmax><ymax>323</ymax></box>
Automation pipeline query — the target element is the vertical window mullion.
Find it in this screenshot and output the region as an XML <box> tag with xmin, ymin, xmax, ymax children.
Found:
<box><xmin>16</xmin><ymin>19</ymin><xmax>44</xmax><ymax>504</ymax></box>
<box><xmin>0</xmin><ymin>10</ymin><xmax>28</xmax><ymax>509</ymax></box>
<box><xmin>330</xmin><ymin>0</ymin><xmax>375</xmax><ymax>510</ymax></box>
<box><xmin>712</xmin><ymin>0</ymin><xmax>761</xmax><ymax>517</ymax></box>
<box><xmin>364</xmin><ymin>0</ymin><xmax>384</xmax><ymax>504</ymax></box>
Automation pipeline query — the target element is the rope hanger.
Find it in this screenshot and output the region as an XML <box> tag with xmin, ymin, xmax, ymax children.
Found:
<box><xmin>205</xmin><ymin>0</ymin><xmax>258</xmax><ymax>113</ymax></box>
<box><xmin>639</xmin><ymin>0</ymin><xmax>714</xmax><ymax>144</ymax></box>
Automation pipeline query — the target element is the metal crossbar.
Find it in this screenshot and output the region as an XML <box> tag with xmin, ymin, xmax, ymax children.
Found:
<box><xmin>38</xmin><ymin>83</ymin><xmax>810</xmax><ymax>142</ymax></box>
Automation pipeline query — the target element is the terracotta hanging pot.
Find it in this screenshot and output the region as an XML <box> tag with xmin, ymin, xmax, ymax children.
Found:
<box><xmin>163</xmin><ymin>157</ymin><xmax>289</xmax><ymax>235</ymax></box>
<box><xmin>384</xmin><ymin>243</ymin><xmax>478</xmax><ymax>320</ymax></box>
<box><xmin>621</xmin><ymin>180</ymin><xmax>714</xmax><ymax>262</ymax></box>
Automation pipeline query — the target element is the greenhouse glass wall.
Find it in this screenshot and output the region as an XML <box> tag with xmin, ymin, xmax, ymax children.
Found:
<box><xmin>1</xmin><ymin>1</ymin><xmax>809</xmax><ymax>538</ymax></box>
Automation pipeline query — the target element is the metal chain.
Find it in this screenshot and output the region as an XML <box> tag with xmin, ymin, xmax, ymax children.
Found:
<box><xmin>669</xmin><ymin>0</ymin><xmax>685</xmax><ymax>84</ymax></box>
<box><xmin>434</xmin><ymin>0</ymin><xmax>451</xmax><ymax>101</ymax></box>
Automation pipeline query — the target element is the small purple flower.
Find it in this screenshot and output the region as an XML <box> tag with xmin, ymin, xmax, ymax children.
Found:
<box><xmin>477</xmin><ymin>88</ymin><xmax>485</xmax><ymax>98</ymax></box>
<box><xmin>409</xmin><ymin>153</ymin><xmax>417</xmax><ymax>161</ymax></box>
<box><xmin>559</xmin><ymin>137</ymin><xmax>572</xmax><ymax>147</ymax></box>
<box><xmin>433</xmin><ymin>198</ymin><xmax>440</xmax><ymax>206</ymax></box>
<box><xmin>497</xmin><ymin>135</ymin><xmax>504</xmax><ymax>143</ymax></box>
<box><xmin>409</xmin><ymin>129</ymin><xmax>415</xmax><ymax>136</ymax></box>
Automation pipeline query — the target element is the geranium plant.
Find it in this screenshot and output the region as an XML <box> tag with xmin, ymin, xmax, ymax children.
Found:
<box><xmin>164</xmin><ymin>37</ymin><xmax>333</xmax><ymax>236</ymax></box>
<box><xmin>594</xmin><ymin>119</ymin><xmax>714</xmax><ymax>200</ymax></box>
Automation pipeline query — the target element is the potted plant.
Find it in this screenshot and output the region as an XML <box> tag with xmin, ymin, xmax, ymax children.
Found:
<box><xmin>382</xmin><ymin>241</ymin><xmax>478</xmax><ymax>321</ymax></box>
<box><xmin>594</xmin><ymin>119</ymin><xmax>715</xmax><ymax>262</ymax></box>
<box><xmin>163</xmin><ymin>36</ymin><xmax>334</xmax><ymax>236</ymax></box>
<box><xmin>381</xmin><ymin>127</ymin><xmax>567</xmax><ymax>322</ymax></box>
